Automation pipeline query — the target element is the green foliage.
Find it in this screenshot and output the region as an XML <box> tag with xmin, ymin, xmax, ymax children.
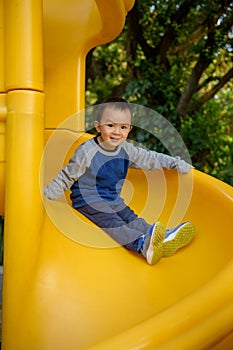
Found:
<box><xmin>86</xmin><ymin>37</ymin><xmax>129</xmax><ymax>104</ymax></box>
<box><xmin>180</xmin><ymin>88</ymin><xmax>233</xmax><ymax>185</ymax></box>
<box><xmin>86</xmin><ymin>0</ymin><xmax>233</xmax><ymax>185</ymax></box>
<box><xmin>181</xmin><ymin>110</ymin><xmax>232</xmax><ymax>185</ymax></box>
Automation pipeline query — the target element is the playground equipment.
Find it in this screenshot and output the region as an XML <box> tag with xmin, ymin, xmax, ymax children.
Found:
<box><xmin>0</xmin><ymin>0</ymin><xmax>233</xmax><ymax>349</ymax></box>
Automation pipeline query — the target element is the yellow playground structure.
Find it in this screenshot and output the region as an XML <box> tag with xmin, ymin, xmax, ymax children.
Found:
<box><xmin>0</xmin><ymin>1</ymin><xmax>233</xmax><ymax>349</ymax></box>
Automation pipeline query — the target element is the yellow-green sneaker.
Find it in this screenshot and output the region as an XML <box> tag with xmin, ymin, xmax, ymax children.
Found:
<box><xmin>146</xmin><ymin>222</ymin><xmax>166</xmax><ymax>265</ymax></box>
<box><xmin>163</xmin><ymin>222</ymin><xmax>195</xmax><ymax>257</ymax></box>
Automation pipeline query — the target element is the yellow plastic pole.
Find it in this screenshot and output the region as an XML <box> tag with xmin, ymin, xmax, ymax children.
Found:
<box><xmin>4</xmin><ymin>0</ymin><xmax>43</xmax><ymax>91</ymax></box>
<box><xmin>2</xmin><ymin>0</ymin><xmax>44</xmax><ymax>348</ymax></box>
<box><xmin>0</xmin><ymin>0</ymin><xmax>4</xmax><ymax>93</ymax></box>
<box><xmin>0</xmin><ymin>0</ymin><xmax>6</xmax><ymax>214</ymax></box>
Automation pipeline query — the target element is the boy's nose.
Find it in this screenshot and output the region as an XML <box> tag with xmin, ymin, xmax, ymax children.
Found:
<box><xmin>113</xmin><ymin>126</ymin><xmax>121</xmax><ymax>134</ymax></box>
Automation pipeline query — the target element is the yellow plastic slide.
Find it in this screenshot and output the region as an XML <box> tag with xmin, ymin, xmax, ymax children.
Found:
<box><xmin>0</xmin><ymin>1</ymin><xmax>233</xmax><ymax>349</ymax></box>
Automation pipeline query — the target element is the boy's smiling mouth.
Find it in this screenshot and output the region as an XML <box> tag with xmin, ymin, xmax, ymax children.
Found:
<box><xmin>110</xmin><ymin>137</ymin><xmax>121</xmax><ymax>141</ymax></box>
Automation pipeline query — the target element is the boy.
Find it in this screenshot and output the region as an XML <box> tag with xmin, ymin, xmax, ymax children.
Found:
<box><xmin>44</xmin><ymin>97</ymin><xmax>195</xmax><ymax>265</ymax></box>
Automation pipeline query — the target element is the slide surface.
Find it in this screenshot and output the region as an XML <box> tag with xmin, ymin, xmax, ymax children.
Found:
<box><xmin>41</xmin><ymin>132</ymin><xmax>233</xmax><ymax>350</ymax></box>
<box><xmin>1</xmin><ymin>1</ymin><xmax>233</xmax><ymax>349</ymax></box>
<box><xmin>8</xmin><ymin>158</ymin><xmax>233</xmax><ymax>350</ymax></box>
<box><xmin>4</xmin><ymin>131</ymin><xmax>233</xmax><ymax>350</ymax></box>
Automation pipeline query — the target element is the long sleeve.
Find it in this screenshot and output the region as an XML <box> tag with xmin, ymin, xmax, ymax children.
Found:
<box><xmin>124</xmin><ymin>142</ymin><xmax>191</xmax><ymax>173</ymax></box>
<box><xmin>44</xmin><ymin>145</ymin><xmax>88</xmax><ymax>200</ymax></box>
<box><xmin>44</xmin><ymin>165</ymin><xmax>77</xmax><ymax>200</ymax></box>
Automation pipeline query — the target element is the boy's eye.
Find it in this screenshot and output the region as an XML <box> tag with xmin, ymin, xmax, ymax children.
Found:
<box><xmin>104</xmin><ymin>123</ymin><xmax>131</xmax><ymax>130</ymax></box>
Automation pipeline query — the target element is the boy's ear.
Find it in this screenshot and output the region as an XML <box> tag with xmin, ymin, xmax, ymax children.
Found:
<box><xmin>94</xmin><ymin>120</ymin><xmax>101</xmax><ymax>133</ymax></box>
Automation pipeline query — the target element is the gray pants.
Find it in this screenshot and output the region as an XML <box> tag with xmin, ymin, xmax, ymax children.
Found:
<box><xmin>77</xmin><ymin>201</ymin><xmax>152</xmax><ymax>254</ymax></box>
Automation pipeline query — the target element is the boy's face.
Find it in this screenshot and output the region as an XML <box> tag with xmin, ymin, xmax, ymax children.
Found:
<box><xmin>94</xmin><ymin>107</ymin><xmax>132</xmax><ymax>150</ymax></box>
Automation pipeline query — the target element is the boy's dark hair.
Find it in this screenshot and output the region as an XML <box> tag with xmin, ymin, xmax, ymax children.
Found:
<box><xmin>97</xmin><ymin>97</ymin><xmax>133</xmax><ymax>122</ymax></box>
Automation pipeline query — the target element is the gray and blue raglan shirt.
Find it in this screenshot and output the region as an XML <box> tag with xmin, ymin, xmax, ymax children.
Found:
<box><xmin>44</xmin><ymin>136</ymin><xmax>191</xmax><ymax>208</ymax></box>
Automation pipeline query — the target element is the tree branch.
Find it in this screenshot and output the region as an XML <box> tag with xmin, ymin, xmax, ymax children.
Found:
<box><xmin>175</xmin><ymin>56</ymin><xmax>211</xmax><ymax>115</ymax></box>
<box><xmin>153</xmin><ymin>0</ymin><xmax>200</xmax><ymax>60</ymax></box>
<box><xmin>175</xmin><ymin>10</ymin><xmax>222</xmax><ymax>116</ymax></box>
<box><xmin>126</xmin><ymin>3</ymin><xmax>154</xmax><ymax>62</ymax></box>
<box><xmin>198</xmin><ymin>67</ymin><xmax>233</xmax><ymax>106</ymax></box>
